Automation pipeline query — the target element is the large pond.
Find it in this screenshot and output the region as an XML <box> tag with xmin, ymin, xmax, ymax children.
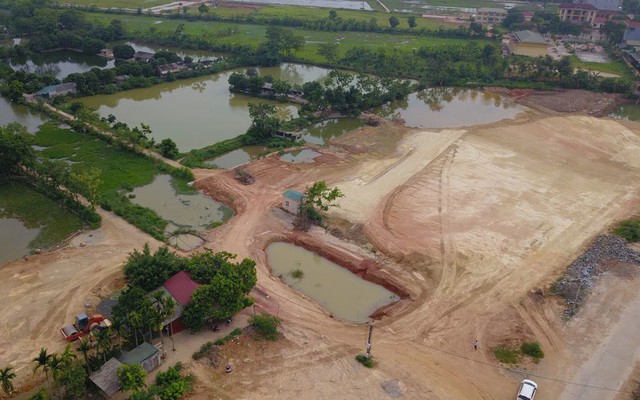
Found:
<box><xmin>127</xmin><ymin>42</ymin><xmax>224</xmax><ymax>62</ymax></box>
<box><xmin>266</xmin><ymin>242</ymin><xmax>399</xmax><ymax>323</ymax></box>
<box><xmin>300</xmin><ymin>118</ymin><xmax>364</xmax><ymax>145</ymax></box>
<box><xmin>79</xmin><ymin>63</ymin><xmax>336</xmax><ymax>151</ymax></box>
<box><xmin>0</xmin><ymin>97</ymin><xmax>47</xmax><ymax>132</ymax></box>
<box><xmin>609</xmin><ymin>103</ymin><xmax>640</xmax><ymax>121</ymax></box>
<box><xmin>129</xmin><ymin>174</ymin><xmax>232</xmax><ymax>232</ymax></box>
<box><xmin>10</xmin><ymin>50</ymin><xmax>115</xmax><ymax>79</ymax></box>
<box><xmin>0</xmin><ymin>181</ymin><xmax>84</xmax><ymax>265</ymax></box>
<box><xmin>376</xmin><ymin>87</ymin><xmax>524</xmax><ymax>129</ymax></box>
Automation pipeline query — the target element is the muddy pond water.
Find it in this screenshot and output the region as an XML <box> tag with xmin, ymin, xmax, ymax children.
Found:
<box><xmin>609</xmin><ymin>104</ymin><xmax>640</xmax><ymax>121</ymax></box>
<box><xmin>10</xmin><ymin>50</ymin><xmax>115</xmax><ymax>79</ymax></box>
<box><xmin>266</xmin><ymin>242</ymin><xmax>399</xmax><ymax>323</ymax></box>
<box><xmin>376</xmin><ymin>87</ymin><xmax>524</xmax><ymax>128</ymax></box>
<box><xmin>129</xmin><ymin>174</ymin><xmax>232</xmax><ymax>232</ymax></box>
<box><xmin>299</xmin><ymin>118</ymin><xmax>364</xmax><ymax>145</ymax></box>
<box><xmin>205</xmin><ymin>146</ymin><xmax>266</xmax><ymax>169</ymax></box>
<box><xmin>79</xmin><ymin>63</ymin><xmax>336</xmax><ymax>151</ymax></box>
<box><xmin>0</xmin><ymin>181</ymin><xmax>84</xmax><ymax>265</ymax></box>
<box><xmin>0</xmin><ymin>97</ymin><xmax>48</xmax><ymax>132</ymax></box>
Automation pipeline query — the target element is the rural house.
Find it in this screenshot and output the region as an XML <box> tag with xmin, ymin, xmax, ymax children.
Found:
<box><xmin>152</xmin><ymin>271</ymin><xmax>201</xmax><ymax>335</ymax></box>
<box><xmin>34</xmin><ymin>83</ymin><xmax>77</xmax><ymax>98</ymax></box>
<box><xmin>474</xmin><ymin>8</ymin><xmax>507</xmax><ymax>25</ymax></box>
<box><xmin>89</xmin><ymin>358</ymin><xmax>123</xmax><ymax>398</ymax></box>
<box><xmin>118</xmin><ymin>342</ymin><xmax>163</xmax><ymax>372</ymax></box>
<box><xmin>283</xmin><ymin>190</ymin><xmax>306</xmax><ymax>214</ymax></box>
<box><xmin>134</xmin><ymin>51</ymin><xmax>155</xmax><ymax>62</ymax></box>
<box><xmin>508</xmin><ymin>30</ymin><xmax>547</xmax><ymax>57</ymax></box>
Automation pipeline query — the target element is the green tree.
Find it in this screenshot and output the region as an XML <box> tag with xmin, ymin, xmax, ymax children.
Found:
<box><xmin>389</xmin><ymin>16</ymin><xmax>400</xmax><ymax>28</ymax></box>
<box><xmin>33</xmin><ymin>348</ymin><xmax>53</xmax><ymax>381</ymax></box>
<box><xmin>78</xmin><ymin>339</ymin><xmax>92</xmax><ymax>372</ymax></box>
<box><xmin>407</xmin><ymin>16</ymin><xmax>417</xmax><ymax>28</ymax></box>
<box><xmin>502</xmin><ymin>8</ymin><xmax>524</xmax><ymax>29</ymax></box>
<box><xmin>246</xmin><ymin>103</ymin><xmax>281</xmax><ymax>142</ymax></box>
<box><xmin>0</xmin><ymin>366</ymin><xmax>16</xmax><ymax>396</ymax></box>
<box><xmin>265</xmin><ymin>26</ymin><xmax>305</xmax><ymax>57</ymax></box>
<box><xmin>159</xmin><ymin>138</ymin><xmax>179</xmax><ymax>159</ymax></box>
<box><xmin>317</xmin><ymin>42</ymin><xmax>339</xmax><ymax>63</ymax></box>
<box><xmin>304</xmin><ymin>181</ymin><xmax>344</xmax><ymax>212</ymax></box>
<box><xmin>249</xmin><ymin>314</ymin><xmax>281</xmax><ymax>341</ymax></box>
<box><xmin>128</xmin><ymin>311</ymin><xmax>143</xmax><ymax>347</ymax></box>
<box><xmin>329</xmin><ymin>9</ymin><xmax>338</xmax><ymax>19</ymax></box>
<box><xmin>95</xmin><ymin>329</ymin><xmax>112</xmax><ymax>364</ymax></box>
<box><xmin>123</xmin><ymin>244</ymin><xmax>184</xmax><ymax>291</ymax></box>
<box><xmin>198</xmin><ymin>3</ymin><xmax>209</xmax><ymax>14</ymax></box>
<box><xmin>0</xmin><ymin>123</ymin><xmax>34</xmax><ymax>177</ymax></box>
<box><xmin>112</xmin><ymin>44</ymin><xmax>135</xmax><ymax>60</ymax></box>
<box><xmin>28</xmin><ymin>388</ymin><xmax>49</xmax><ymax>400</ymax></box>
<box><xmin>68</xmin><ymin>167</ymin><xmax>102</xmax><ymax>208</ymax></box>
<box><xmin>118</xmin><ymin>363</ymin><xmax>147</xmax><ymax>394</ymax></box>
<box><xmin>272</xmin><ymin>80</ymin><xmax>292</xmax><ymax>97</ymax></box>
<box><xmin>188</xmin><ymin>250</ymin><xmax>236</xmax><ymax>284</ymax></box>
<box><xmin>600</xmin><ymin>20</ymin><xmax>625</xmax><ymax>43</ymax></box>
<box><xmin>57</xmin><ymin>362</ymin><xmax>87</xmax><ymax>400</ymax></box>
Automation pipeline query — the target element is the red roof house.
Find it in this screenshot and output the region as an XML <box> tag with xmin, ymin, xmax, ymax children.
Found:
<box><xmin>154</xmin><ymin>271</ymin><xmax>201</xmax><ymax>335</ymax></box>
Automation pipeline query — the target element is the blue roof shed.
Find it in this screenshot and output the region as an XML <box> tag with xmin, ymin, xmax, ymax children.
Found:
<box><xmin>283</xmin><ymin>190</ymin><xmax>305</xmax><ymax>202</ymax></box>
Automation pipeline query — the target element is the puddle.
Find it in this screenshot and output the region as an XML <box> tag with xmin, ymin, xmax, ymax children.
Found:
<box><xmin>610</xmin><ymin>104</ymin><xmax>640</xmax><ymax>121</ymax></box>
<box><xmin>129</xmin><ymin>174</ymin><xmax>232</xmax><ymax>232</ymax></box>
<box><xmin>280</xmin><ymin>149</ymin><xmax>321</xmax><ymax>163</ymax></box>
<box><xmin>300</xmin><ymin>118</ymin><xmax>364</xmax><ymax>145</ymax></box>
<box><xmin>205</xmin><ymin>146</ymin><xmax>266</xmax><ymax>169</ymax></box>
<box><xmin>168</xmin><ymin>233</ymin><xmax>205</xmax><ymax>251</ymax></box>
<box><xmin>266</xmin><ymin>242</ymin><xmax>399</xmax><ymax>323</ymax></box>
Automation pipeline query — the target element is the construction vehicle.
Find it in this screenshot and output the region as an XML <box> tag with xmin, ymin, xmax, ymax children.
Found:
<box><xmin>60</xmin><ymin>312</ymin><xmax>111</xmax><ymax>341</ymax></box>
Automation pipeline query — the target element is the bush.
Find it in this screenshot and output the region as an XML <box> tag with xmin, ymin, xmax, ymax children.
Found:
<box><xmin>521</xmin><ymin>341</ymin><xmax>544</xmax><ymax>360</ymax></box>
<box><xmin>193</xmin><ymin>342</ymin><xmax>214</xmax><ymax>360</ymax></box>
<box><xmin>355</xmin><ymin>354</ymin><xmax>374</xmax><ymax>368</ymax></box>
<box><xmin>214</xmin><ymin>328</ymin><xmax>243</xmax><ymax>345</ymax></box>
<box><xmin>291</xmin><ymin>269</ymin><xmax>304</xmax><ymax>279</ymax></box>
<box><xmin>493</xmin><ymin>346</ymin><xmax>520</xmax><ymax>364</ymax></box>
<box><xmin>613</xmin><ymin>220</ymin><xmax>640</xmax><ymax>242</ymax></box>
<box><xmin>249</xmin><ymin>313</ymin><xmax>281</xmax><ymax>341</ymax></box>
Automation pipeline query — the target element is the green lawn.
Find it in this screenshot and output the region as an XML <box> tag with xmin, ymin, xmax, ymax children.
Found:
<box><xmin>569</xmin><ymin>55</ymin><xmax>630</xmax><ymax>77</ymax></box>
<box><xmin>88</xmin><ymin>11</ymin><xmax>487</xmax><ymax>63</ymax></box>
<box><xmin>185</xmin><ymin>4</ymin><xmax>458</xmax><ymax>29</ymax></box>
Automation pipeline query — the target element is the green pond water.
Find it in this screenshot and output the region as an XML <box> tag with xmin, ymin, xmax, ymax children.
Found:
<box><xmin>376</xmin><ymin>87</ymin><xmax>524</xmax><ymax>128</ymax></box>
<box><xmin>10</xmin><ymin>49</ymin><xmax>115</xmax><ymax>79</ymax></box>
<box><xmin>127</xmin><ymin>42</ymin><xmax>224</xmax><ymax>62</ymax></box>
<box><xmin>0</xmin><ymin>180</ymin><xmax>84</xmax><ymax>265</ymax></box>
<box><xmin>129</xmin><ymin>174</ymin><xmax>232</xmax><ymax>232</ymax></box>
<box><xmin>266</xmin><ymin>242</ymin><xmax>400</xmax><ymax>323</ymax></box>
<box><xmin>609</xmin><ymin>104</ymin><xmax>640</xmax><ymax>121</ymax></box>
<box><xmin>79</xmin><ymin>63</ymin><xmax>335</xmax><ymax>151</ymax></box>
<box><xmin>300</xmin><ymin>118</ymin><xmax>365</xmax><ymax>145</ymax></box>
<box><xmin>0</xmin><ymin>97</ymin><xmax>48</xmax><ymax>132</ymax></box>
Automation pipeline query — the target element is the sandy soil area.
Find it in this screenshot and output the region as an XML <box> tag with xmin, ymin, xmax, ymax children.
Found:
<box><xmin>3</xmin><ymin>92</ymin><xmax>640</xmax><ymax>399</ymax></box>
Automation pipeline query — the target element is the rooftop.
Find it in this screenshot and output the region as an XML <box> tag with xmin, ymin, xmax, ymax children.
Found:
<box><xmin>163</xmin><ymin>271</ymin><xmax>200</xmax><ymax>306</ymax></box>
<box><xmin>35</xmin><ymin>82</ymin><xmax>77</xmax><ymax>95</ymax></box>
<box><xmin>118</xmin><ymin>342</ymin><xmax>159</xmax><ymax>366</ymax></box>
<box><xmin>513</xmin><ymin>30</ymin><xmax>546</xmax><ymax>45</ymax></box>
<box><xmin>89</xmin><ymin>358</ymin><xmax>123</xmax><ymax>397</ymax></box>
<box><xmin>559</xmin><ymin>3</ymin><xmax>598</xmax><ymax>10</ymax></box>
<box><xmin>477</xmin><ymin>7</ymin><xmax>507</xmax><ymax>13</ymax></box>
<box><xmin>283</xmin><ymin>189</ymin><xmax>306</xmax><ymax>202</ymax></box>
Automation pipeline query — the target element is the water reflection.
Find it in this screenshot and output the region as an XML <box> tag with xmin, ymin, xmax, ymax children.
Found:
<box><xmin>0</xmin><ymin>97</ymin><xmax>47</xmax><ymax>132</ymax></box>
<box><xmin>10</xmin><ymin>50</ymin><xmax>115</xmax><ymax>79</ymax></box>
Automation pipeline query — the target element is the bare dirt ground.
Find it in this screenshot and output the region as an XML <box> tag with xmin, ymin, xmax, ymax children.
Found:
<box><xmin>3</xmin><ymin>92</ymin><xmax>640</xmax><ymax>399</ymax></box>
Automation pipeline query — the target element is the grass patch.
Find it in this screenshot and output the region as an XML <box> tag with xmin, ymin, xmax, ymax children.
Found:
<box><xmin>249</xmin><ymin>313</ymin><xmax>281</xmax><ymax>341</ymax></box>
<box><xmin>192</xmin><ymin>341</ymin><xmax>214</xmax><ymax>360</ymax></box>
<box><xmin>214</xmin><ymin>327</ymin><xmax>243</xmax><ymax>346</ymax></box>
<box><xmin>355</xmin><ymin>354</ymin><xmax>374</xmax><ymax>368</ymax></box>
<box><xmin>613</xmin><ymin>219</ymin><xmax>640</xmax><ymax>242</ymax></box>
<box><xmin>493</xmin><ymin>346</ymin><xmax>520</xmax><ymax>364</ymax></box>
<box><xmin>521</xmin><ymin>341</ymin><xmax>544</xmax><ymax>361</ymax></box>
<box><xmin>61</xmin><ymin>0</ymin><xmax>170</xmax><ymax>9</ymax></box>
<box><xmin>568</xmin><ymin>55</ymin><xmax>630</xmax><ymax>77</ymax></box>
<box><xmin>0</xmin><ymin>180</ymin><xmax>85</xmax><ymax>254</ymax></box>
<box><xmin>291</xmin><ymin>269</ymin><xmax>304</xmax><ymax>279</ymax></box>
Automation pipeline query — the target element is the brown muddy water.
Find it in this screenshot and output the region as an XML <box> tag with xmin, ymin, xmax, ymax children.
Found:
<box><xmin>266</xmin><ymin>242</ymin><xmax>399</xmax><ymax>323</ymax></box>
<box><xmin>0</xmin><ymin>97</ymin><xmax>47</xmax><ymax>132</ymax></box>
<box><xmin>205</xmin><ymin>145</ymin><xmax>266</xmax><ymax>169</ymax></box>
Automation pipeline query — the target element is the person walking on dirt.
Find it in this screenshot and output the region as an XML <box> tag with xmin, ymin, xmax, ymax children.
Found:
<box><xmin>474</xmin><ymin>339</ymin><xmax>478</xmax><ymax>351</ymax></box>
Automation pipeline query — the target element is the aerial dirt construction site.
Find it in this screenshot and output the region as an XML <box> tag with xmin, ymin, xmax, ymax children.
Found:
<box><xmin>2</xmin><ymin>89</ymin><xmax>640</xmax><ymax>399</ymax></box>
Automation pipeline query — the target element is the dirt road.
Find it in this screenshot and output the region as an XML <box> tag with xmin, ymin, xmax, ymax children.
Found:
<box><xmin>3</xmin><ymin>102</ymin><xmax>640</xmax><ymax>399</ymax></box>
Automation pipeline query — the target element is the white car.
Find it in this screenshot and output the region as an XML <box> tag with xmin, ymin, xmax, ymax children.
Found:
<box><xmin>516</xmin><ymin>379</ymin><xmax>538</xmax><ymax>400</ymax></box>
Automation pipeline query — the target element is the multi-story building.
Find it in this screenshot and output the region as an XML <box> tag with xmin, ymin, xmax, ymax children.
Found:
<box><xmin>474</xmin><ymin>8</ymin><xmax>508</xmax><ymax>25</ymax></box>
<box><xmin>558</xmin><ymin>0</ymin><xmax>621</xmax><ymax>28</ymax></box>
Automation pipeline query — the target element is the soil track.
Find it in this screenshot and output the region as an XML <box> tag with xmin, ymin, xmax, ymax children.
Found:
<box><xmin>3</xmin><ymin>99</ymin><xmax>640</xmax><ymax>399</ymax></box>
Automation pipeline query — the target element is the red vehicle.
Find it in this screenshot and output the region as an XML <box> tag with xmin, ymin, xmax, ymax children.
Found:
<box><xmin>60</xmin><ymin>312</ymin><xmax>111</xmax><ymax>341</ymax></box>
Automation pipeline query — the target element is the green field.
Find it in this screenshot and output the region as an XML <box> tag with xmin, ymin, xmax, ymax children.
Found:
<box><xmin>382</xmin><ymin>0</ymin><xmax>548</xmax><ymax>13</ymax></box>
<box><xmin>569</xmin><ymin>55</ymin><xmax>630</xmax><ymax>77</ymax></box>
<box><xmin>53</xmin><ymin>0</ymin><xmax>170</xmax><ymax>10</ymax></box>
<box><xmin>88</xmin><ymin>11</ymin><xmax>487</xmax><ymax>63</ymax></box>
<box><xmin>0</xmin><ymin>180</ymin><xmax>85</xmax><ymax>251</ymax></box>
<box><xmin>183</xmin><ymin>4</ymin><xmax>458</xmax><ymax>30</ymax></box>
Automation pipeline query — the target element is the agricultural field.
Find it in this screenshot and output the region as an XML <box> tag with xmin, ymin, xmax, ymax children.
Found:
<box><xmin>184</xmin><ymin>4</ymin><xmax>459</xmax><ymax>29</ymax></box>
<box><xmin>87</xmin><ymin>11</ymin><xmax>487</xmax><ymax>63</ymax></box>
<box><xmin>568</xmin><ymin>55</ymin><xmax>632</xmax><ymax>77</ymax></box>
<box><xmin>53</xmin><ymin>0</ymin><xmax>170</xmax><ymax>10</ymax></box>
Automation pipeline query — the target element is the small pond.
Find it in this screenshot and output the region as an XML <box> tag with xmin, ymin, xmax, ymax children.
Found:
<box><xmin>280</xmin><ymin>149</ymin><xmax>321</xmax><ymax>163</ymax></box>
<box><xmin>0</xmin><ymin>97</ymin><xmax>48</xmax><ymax>132</ymax></box>
<box><xmin>79</xmin><ymin>63</ymin><xmax>336</xmax><ymax>151</ymax></box>
<box><xmin>129</xmin><ymin>174</ymin><xmax>232</xmax><ymax>232</ymax></box>
<box><xmin>300</xmin><ymin>118</ymin><xmax>364</xmax><ymax>145</ymax></box>
<box><xmin>266</xmin><ymin>242</ymin><xmax>399</xmax><ymax>323</ymax></box>
<box><xmin>205</xmin><ymin>146</ymin><xmax>266</xmax><ymax>169</ymax></box>
<box><xmin>376</xmin><ymin>87</ymin><xmax>524</xmax><ymax>129</ymax></box>
<box><xmin>609</xmin><ymin>103</ymin><xmax>640</xmax><ymax>121</ymax></box>
<box><xmin>0</xmin><ymin>180</ymin><xmax>84</xmax><ymax>265</ymax></box>
<box><xmin>126</xmin><ymin>42</ymin><xmax>225</xmax><ymax>62</ymax></box>
<box><xmin>10</xmin><ymin>50</ymin><xmax>115</xmax><ymax>79</ymax></box>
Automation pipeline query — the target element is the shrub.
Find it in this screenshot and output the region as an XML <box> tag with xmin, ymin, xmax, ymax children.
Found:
<box><xmin>249</xmin><ymin>313</ymin><xmax>281</xmax><ymax>341</ymax></box>
<box><xmin>355</xmin><ymin>354</ymin><xmax>374</xmax><ymax>368</ymax></box>
<box><xmin>493</xmin><ymin>346</ymin><xmax>520</xmax><ymax>364</ymax></box>
<box><xmin>521</xmin><ymin>341</ymin><xmax>544</xmax><ymax>360</ymax></box>
<box><xmin>213</xmin><ymin>328</ymin><xmax>243</xmax><ymax>345</ymax></box>
<box><xmin>613</xmin><ymin>220</ymin><xmax>640</xmax><ymax>242</ymax></box>
<box><xmin>192</xmin><ymin>342</ymin><xmax>214</xmax><ymax>360</ymax></box>
<box><xmin>291</xmin><ymin>269</ymin><xmax>304</xmax><ymax>279</ymax></box>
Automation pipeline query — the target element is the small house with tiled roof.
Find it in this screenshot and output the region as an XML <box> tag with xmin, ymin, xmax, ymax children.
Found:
<box><xmin>283</xmin><ymin>190</ymin><xmax>306</xmax><ymax>215</ymax></box>
<box><xmin>153</xmin><ymin>271</ymin><xmax>201</xmax><ymax>335</ymax></box>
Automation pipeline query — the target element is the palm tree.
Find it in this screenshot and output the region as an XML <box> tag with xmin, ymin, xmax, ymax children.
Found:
<box><xmin>161</xmin><ymin>296</ymin><xmax>177</xmax><ymax>351</ymax></box>
<box><xmin>78</xmin><ymin>339</ymin><xmax>92</xmax><ymax>372</ymax></box>
<box><xmin>128</xmin><ymin>312</ymin><xmax>142</xmax><ymax>347</ymax></box>
<box><xmin>61</xmin><ymin>344</ymin><xmax>77</xmax><ymax>368</ymax></box>
<box><xmin>47</xmin><ymin>354</ymin><xmax>64</xmax><ymax>383</ymax></box>
<box><xmin>32</xmin><ymin>348</ymin><xmax>52</xmax><ymax>381</ymax></box>
<box><xmin>95</xmin><ymin>330</ymin><xmax>112</xmax><ymax>364</ymax></box>
<box><xmin>0</xmin><ymin>366</ymin><xmax>16</xmax><ymax>396</ymax></box>
<box><xmin>110</xmin><ymin>316</ymin><xmax>125</xmax><ymax>353</ymax></box>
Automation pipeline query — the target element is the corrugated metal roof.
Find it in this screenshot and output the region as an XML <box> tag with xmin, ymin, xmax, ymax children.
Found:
<box><xmin>118</xmin><ymin>342</ymin><xmax>159</xmax><ymax>365</ymax></box>
<box><xmin>89</xmin><ymin>358</ymin><xmax>123</xmax><ymax>396</ymax></box>
<box><xmin>163</xmin><ymin>271</ymin><xmax>200</xmax><ymax>306</ymax></box>
<box><xmin>283</xmin><ymin>190</ymin><xmax>305</xmax><ymax>202</ymax></box>
<box><xmin>514</xmin><ymin>30</ymin><xmax>546</xmax><ymax>45</ymax></box>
